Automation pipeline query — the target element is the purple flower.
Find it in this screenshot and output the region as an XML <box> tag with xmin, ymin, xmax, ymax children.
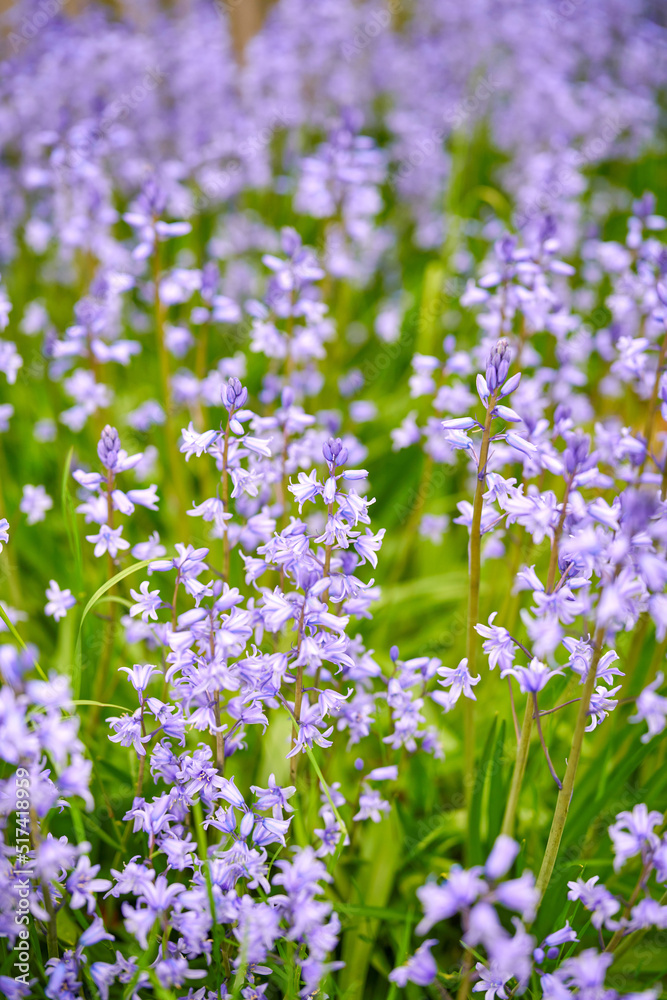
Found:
<box><xmin>419</xmin><ymin>513</ymin><xmax>449</xmax><ymax>544</ymax></box>
<box><xmin>222</xmin><ymin>376</ymin><xmax>248</xmax><ymax>413</ymax></box>
<box><xmin>416</xmin><ymin>867</ymin><xmax>487</xmax><ymax>933</ymax></box>
<box><xmin>493</xmin><ymin>872</ymin><xmax>539</xmax><ymax>921</ymax></box>
<box><xmin>630</xmin><ymin>672</ymin><xmax>667</xmax><ymax>742</ymax></box>
<box><xmin>472</xmin><ymin>963</ymin><xmax>510</xmax><ymax>1000</ymax></box>
<box><xmin>608</xmin><ymin>803</ymin><xmax>663</xmax><ymax>871</ymax></box>
<box><xmin>20</xmin><ymin>484</ymin><xmax>53</xmax><ymax>525</ymax></box>
<box><xmin>0</xmin><ymin>977</ymin><xmax>31</xmax><ymax>1000</ymax></box>
<box><xmin>97</xmin><ymin>425</ymin><xmax>121</xmax><ymax>471</ymax></box>
<box><xmin>86</xmin><ymin>524</ymin><xmax>130</xmax><ymax>558</ymax></box>
<box><xmin>508</xmin><ymin>658</ymin><xmax>563</xmax><ymax>694</ymax></box>
<box><xmin>534</xmin><ymin>921</ymin><xmax>578</xmax><ymax>963</ymax></box>
<box><xmin>287</xmin><ymin>701</ymin><xmax>334</xmax><ymax>758</ymax></box>
<box><xmin>475</xmin><ymin>614</ymin><xmax>516</xmax><ymax>675</ymax></box>
<box><xmin>131</xmin><ymin>532</ymin><xmax>166</xmax><ymax>561</ymax></box>
<box><xmin>432</xmin><ymin>658</ymin><xmax>481</xmax><ymax>712</ymax></box>
<box><xmin>566</xmin><ymin>876</ymin><xmax>621</xmax><ymax>930</ymax></box>
<box><xmin>179</xmin><ymin>424</ymin><xmax>218</xmax><ymax>461</ymax></box>
<box><xmin>626</xmin><ymin>897</ymin><xmax>667</xmax><ymax>931</ymax></box>
<box><xmin>66</xmin><ymin>856</ymin><xmax>112</xmax><ymax>913</ymax></box>
<box><xmin>485</xmin><ymin>835</ymin><xmax>520</xmax><ymax>881</ymax></box>
<box><xmin>353</xmin><ymin>787</ymin><xmax>390</xmax><ymax>823</ymax></box>
<box><xmin>108</xmin><ymin>711</ymin><xmax>151</xmax><ymax>756</ymax></box>
<box><xmin>119</xmin><ymin>663</ymin><xmax>161</xmax><ymax>695</ymax></box>
<box><xmin>389</xmin><ymin>939</ymin><xmax>438</xmax><ymax>987</ymax></box>
<box><xmin>44</xmin><ymin>580</ymin><xmax>76</xmax><ymax>622</ymax></box>
<box><xmin>129</xmin><ymin>581</ymin><xmax>163</xmax><ymax>623</ymax></box>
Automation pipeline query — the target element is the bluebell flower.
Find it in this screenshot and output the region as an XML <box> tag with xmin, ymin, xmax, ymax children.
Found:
<box><xmin>608</xmin><ymin>803</ymin><xmax>663</xmax><ymax>871</ymax></box>
<box><xmin>86</xmin><ymin>524</ymin><xmax>130</xmax><ymax>559</ymax></box>
<box><xmin>66</xmin><ymin>857</ymin><xmax>111</xmax><ymax>914</ymax></box>
<box><xmin>119</xmin><ymin>663</ymin><xmax>161</xmax><ymax>696</ymax></box>
<box><xmin>353</xmin><ymin>786</ymin><xmax>390</xmax><ymax>823</ymax></box>
<box><xmin>416</xmin><ymin>867</ymin><xmax>488</xmax><ymax>933</ymax></box>
<box><xmin>475</xmin><ymin>613</ymin><xmax>516</xmax><ymax>675</ymax></box>
<box><xmin>44</xmin><ymin>580</ymin><xmax>77</xmax><ymax>622</ymax></box>
<box><xmin>389</xmin><ymin>939</ymin><xmax>438</xmax><ymax>987</ymax></box>
<box><xmin>131</xmin><ymin>532</ymin><xmax>166</xmax><ymax>561</ymax></box>
<box><xmin>626</xmin><ymin>897</ymin><xmax>667</xmax><ymax>931</ymax></box>
<box><xmin>179</xmin><ymin>424</ymin><xmax>218</xmax><ymax>461</ymax></box>
<box><xmin>566</xmin><ymin>876</ymin><xmax>621</xmax><ymax>930</ymax></box>
<box><xmin>20</xmin><ymin>484</ymin><xmax>53</xmax><ymax>525</ymax></box>
<box><xmin>485</xmin><ymin>835</ymin><xmax>519</xmax><ymax>880</ymax></box>
<box><xmin>472</xmin><ymin>963</ymin><xmax>510</xmax><ymax>1000</ymax></box>
<box><xmin>507</xmin><ymin>658</ymin><xmax>563</xmax><ymax>694</ymax></box>
<box><xmin>629</xmin><ymin>672</ymin><xmax>667</xmax><ymax>742</ymax></box>
<box><xmin>432</xmin><ymin>658</ymin><xmax>481</xmax><ymax>711</ymax></box>
<box><xmin>129</xmin><ymin>581</ymin><xmax>163</xmax><ymax>622</ymax></box>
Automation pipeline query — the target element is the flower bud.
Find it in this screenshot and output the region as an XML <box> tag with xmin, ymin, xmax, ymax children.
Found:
<box><xmin>97</xmin><ymin>425</ymin><xmax>121</xmax><ymax>471</ymax></box>
<box><xmin>222</xmin><ymin>376</ymin><xmax>248</xmax><ymax>413</ymax></box>
<box><xmin>239</xmin><ymin>810</ymin><xmax>255</xmax><ymax>840</ymax></box>
<box><xmin>322</xmin><ymin>437</ymin><xmax>347</xmax><ymax>467</ymax></box>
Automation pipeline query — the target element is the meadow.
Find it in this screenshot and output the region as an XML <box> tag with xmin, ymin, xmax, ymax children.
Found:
<box><xmin>1</xmin><ymin>1</ymin><xmax>667</xmax><ymax>998</ymax></box>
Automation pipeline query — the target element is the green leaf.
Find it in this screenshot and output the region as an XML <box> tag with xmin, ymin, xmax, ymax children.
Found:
<box><xmin>122</xmin><ymin>919</ymin><xmax>160</xmax><ymax>1000</ymax></box>
<box><xmin>79</xmin><ymin>811</ymin><xmax>124</xmax><ymax>851</ymax></box>
<box><xmin>73</xmin><ymin>557</ymin><xmax>155</xmax><ymax>697</ymax></box>
<box><xmin>468</xmin><ymin>715</ymin><xmax>497</xmax><ymax>866</ymax></box>
<box><xmin>192</xmin><ymin>797</ymin><xmax>224</xmax><ymax>992</ymax></box>
<box><xmin>339</xmin><ymin>808</ymin><xmax>403</xmax><ymax>997</ymax></box>
<box><xmin>77</xmin><ymin>558</ymin><xmax>155</xmax><ymax>638</ymax></box>
<box><xmin>486</xmin><ymin>719</ymin><xmax>508</xmax><ymax>849</ymax></box>
<box><xmin>0</xmin><ymin>603</ymin><xmax>47</xmax><ymax>679</ymax></box>
<box><xmin>92</xmin><ymin>595</ymin><xmax>133</xmax><ymax>611</ymax></box>
<box><xmin>61</xmin><ymin>444</ymin><xmax>84</xmax><ymax>591</ymax></box>
<box><xmin>282</xmin><ymin>700</ymin><xmax>349</xmax><ymax>866</ymax></box>
<box><xmin>71</xmin><ymin>699</ymin><xmax>129</xmax><ymax>711</ymax></box>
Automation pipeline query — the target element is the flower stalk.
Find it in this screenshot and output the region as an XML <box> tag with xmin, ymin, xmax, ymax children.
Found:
<box><xmin>464</xmin><ymin>389</ymin><xmax>497</xmax><ymax>806</ymax></box>
<box><xmin>535</xmin><ymin>627</ymin><xmax>605</xmax><ymax>900</ymax></box>
<box><xmin>501</xmin><ymin>694</ymin><xmax>533</xmax><ymax>837</ymax></box>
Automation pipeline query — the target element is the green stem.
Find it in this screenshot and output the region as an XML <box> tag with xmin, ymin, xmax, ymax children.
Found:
<box><xmin>605</xmin><ymin>861</ymin><xmax>652</xmax><ymax>953</ymax></box>
<box><xmin>533</xmin><ymin>692</ymin><xmax>562</xmax><ymax>790</ymax></box>
<box><xmin>192</xmin><ymin>798</ymin><xmax>225</xmax><ymax>989</ymax></box>
<box><xmin>30</xmin><ymin>808</ymin><xmax>58</xmax><ymax>960</ymax></box>
<box><xmin>91</xmin><ymin>474</ymin><xmax>117</xmax><ymax>725</ymax></box>
<box><xmin>221</xmin><ymin>417</ymin><xmax>231</xmax><ymax>581</ymax></box>
<box><xmin>464</xmin><ymin>395</ymin><xmax>496</xmax><ymax>811</ymax></box>
<box><xmin>611</xmin><ymin>889</ymin><xmax>667</xmax><ymax>960</ymax></box>
<box><xmin>535</xmin><ymin>628</ymin><xmax>605</xmax><ymax>901</ymax></box>
<box><xmin>546</xmin><ymin>475</ymin><xmax>572</xmax><ymax>594</ymax></box>
<box><xmin>501</xmin><ymin>694</ymin><xmax>534</xmax><ymax>837</ymax></box>
<box><xmin>456</xmin><ymin>948</ymin><xmax>473</xmax><ymax>1000</ymax></box>
<box><xmin>289</xmin><ymin>598</ymin><xmax>308</xmax><ymax>786</ymax></box>
<box><xmin>136</xmin><ymin>704</ymin><xmax>146</xmax><ymax>798</ymax></box>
